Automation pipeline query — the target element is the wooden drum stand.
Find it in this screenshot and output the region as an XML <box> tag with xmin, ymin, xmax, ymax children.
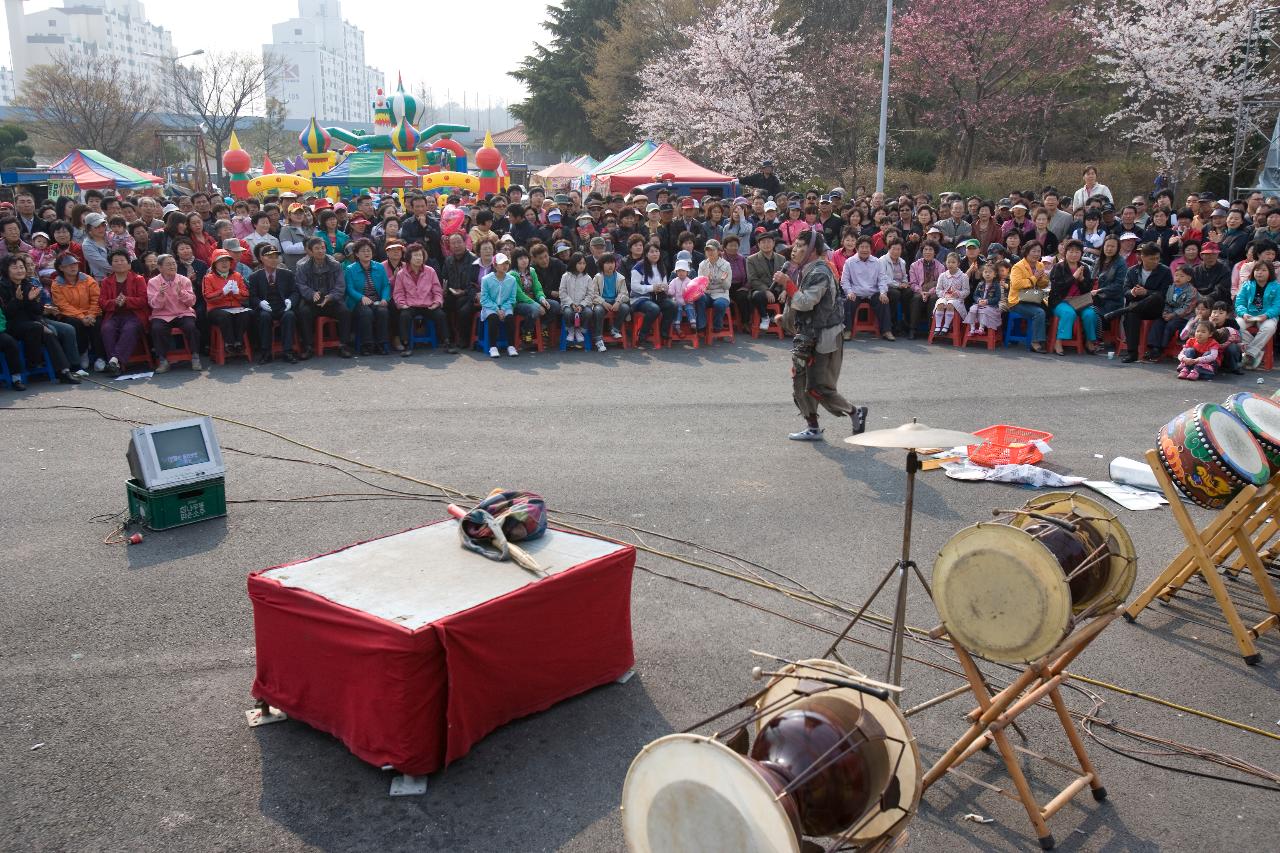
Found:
<box><xmin>1123</xmin><ymin>449</ymin><xmax>1280</xmax><ymax>664</ymax></box>
<box><xmin>920</xmin><ymin>612</ymin><xmax>1119</xmax><ymax>851</ymax></box>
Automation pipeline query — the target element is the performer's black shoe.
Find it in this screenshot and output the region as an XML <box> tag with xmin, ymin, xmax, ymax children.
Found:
<box><xmin>851</xmin><ymin>406</ymin><xmax>869</xmax><ymax>435</ymax></box>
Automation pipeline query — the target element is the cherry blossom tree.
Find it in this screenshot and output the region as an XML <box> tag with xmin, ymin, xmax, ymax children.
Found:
<box><xmin>1092</xmin><ymin>0</ymin><xmax>1261</xmax><ymax>191</ymax></box>
<box><xmin>891</xmin><ymin>0</ymin><xmax>1074</xmax><ymax>179</ymax></box>
<box><xmin>631</xmin><ymin>0</ymin><xmax>827</xmax><ymax>176</ymax></box>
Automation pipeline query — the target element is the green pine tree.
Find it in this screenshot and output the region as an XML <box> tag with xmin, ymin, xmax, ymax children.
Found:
<box><xmin>510</xmin><ymin>0</ymin><xmax>620</xmax><ymax>157</ymax></box>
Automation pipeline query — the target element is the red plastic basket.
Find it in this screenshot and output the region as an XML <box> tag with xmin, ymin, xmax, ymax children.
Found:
<box><xmin>968</xmin><ymin>424</ymin><xmax>1054</xmax><ymax>467</ymax></box>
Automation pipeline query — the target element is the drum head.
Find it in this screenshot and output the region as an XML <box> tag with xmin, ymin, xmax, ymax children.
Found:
<box><xmin>621</xmin><ymin>734</ymin><xmax>800</xmax><ymax>853</ymax></box>
<box><xmin>1226</xmin><ymin>393</ymin><xmax>1280</xmax><ymax>465</ymax></box>
<box><xmin>1203</xmin><ymin>404</ymin><xmax>1270</xmax><ymax>486</ymax></box>
<box><xmin>755</xmin><ymin>660</ymin><xmax>921</xmax><ymax>845</ymax></box>
<box><xmin>1018</xmin><ymin>491</ymin><xmax>1137</xmax><ymax>614</ymax></box>
<box><xmin>933</xmin><ymin>524</ymin><xmax>1072</xmax><ymax>663</ymax></box>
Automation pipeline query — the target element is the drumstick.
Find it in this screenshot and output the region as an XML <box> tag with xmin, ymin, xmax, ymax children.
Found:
<box><xmin>447</xmin><ymin>503</ymin><xmax>548</xmax><ymax>578</ymax></box>
<box><xmin>748</xmin><ymin>650</ymin><xmax>904</xmax><ymax>693</ymax></box>
<box><xmin>752</xmin><ymin>667</ymin><xmax>893</xmax><ymax>702</ymax></box>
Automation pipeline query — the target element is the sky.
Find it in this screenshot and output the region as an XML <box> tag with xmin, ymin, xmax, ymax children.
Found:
<box><xmin>2</xmin><ymin>0</ymin><xmax>552</xmax><ymax>105</ymax></box>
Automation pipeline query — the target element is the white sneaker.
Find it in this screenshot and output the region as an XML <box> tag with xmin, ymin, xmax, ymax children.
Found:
<box><xmin>93</xmin><ymin>358</ymin><xmax>106</xmax><ymax>372</ymax></box>
<box><xmin>610</xmin><ymin>327</ymin><xmax>621</xmax><ymax>338</ymax></box>
<box><xmin>74</xmin><ymin>368</ymin><xmax>89</xmax><ymax>377</ymax></box>
<box><xmin>595</xmin><ymin>339</ymin><xmax>606</xmax><ymax>352</ymax></box>
<box><xmin>489</xmin><ymin>346</ymin><xmax>500</xmax><ymax>358</ymax></box>
<box><xmin>506</xmin><ymin>345</ymin><xmax>519</xmax><ymax>357</ymax></box>
<box><xmin>760</xmin><ymin>318</ymin><xmax>770</xmax><ymax>330</ymax></box>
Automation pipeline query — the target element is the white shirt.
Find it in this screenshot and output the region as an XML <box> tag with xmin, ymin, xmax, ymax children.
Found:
<box><xmin>1072</xmin><ymin>183</ymin><xmax>1113</xmax><ymax>210</ymax></box>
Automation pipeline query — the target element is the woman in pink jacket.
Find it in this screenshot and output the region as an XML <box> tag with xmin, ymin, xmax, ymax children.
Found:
<box><xmin>393</xmin><ymin>243</ymin><xmax>450</xmax><ymax>355</ymax></box>
<box><xmin>148</xmin><ymin>253</ymin><xmax>202</xmax><ymax>372</ymax></box>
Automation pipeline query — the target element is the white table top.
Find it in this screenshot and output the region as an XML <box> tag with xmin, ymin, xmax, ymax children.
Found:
<box><xmin>260</xmin><ymin>521</ymin><xmax>627</xmax><ymax>630</ymax></box>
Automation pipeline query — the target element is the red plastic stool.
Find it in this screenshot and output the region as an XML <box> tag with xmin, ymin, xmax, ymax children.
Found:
<box><xmin>1048</xmin><ymin>315</ymin><xmax>1087</xmax><ymax>354</ymax></box>
<box><xmin>927</xmin><ymin>321</ymin><xmax>965</xmax><ymax>346</ymax></box>
<box><xmin>314</xmin><ymin>316</ymin><xmax>342</xmax><ymax>356</ymax></box>
<box><xmin>850</xmin><ymin>302</ymin><xmax>880</xmax><ymax>338</ymax></box>
<box><xmin>165</xmin><ymin>327</ymin><xmax>193</xmax><ymax>364</ymax></box>
<box><xmin>209</xmin><ymin>326</ymin><xmax>253</xmax><ymax>365</ymax></box>
<box><xmin>603</xmin><ymin>309</ymin><xmax>630</xmax><ymax>349</ymax></box>
<box><xmin>1244</xmin><ymin>324</ymin><xmax>1275</xmax><ymax>369</ymax></box>
<box><xmin>961</xmin><ymin>325</ymin><xmax>999</xmax><ymax>350</ymax></box>
<box><xmin>705</xmin><ymin>305</ymin><xmax>735</xmax><ymax>345</ymax></box>
<box><xmin>125</xmin><ymin>333</ymin><xmax>155</xmax><ymax>370</ymax></box>
<box><xmin>631</xmin><ymin>313</ymin><xmax>662</xmax><ymax>349</ymax></box>
<box><xmin>751</xmin><ymin>303</ymin><xmax>785</xmax><ymax>339</ymax></box>
<box><xmin>516</xmin><ymin>315</ymin><xmax>545</xmax><ymax>352</ymax></box>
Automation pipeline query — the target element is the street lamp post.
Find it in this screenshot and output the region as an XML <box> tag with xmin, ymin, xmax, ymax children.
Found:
<box><xmin>143</xmin><ymin>50</ymin><xmax>206</xmax><ymax>188</ymax></box>
<box><xmin>875</xmin><ymin>0</ymin><xmax>893</xmax><ymax>195</ymax></box>
<box><xmin>141</xmin><ymin>49</ymin><xmax>205</xmax><ymax>112</ymax></box>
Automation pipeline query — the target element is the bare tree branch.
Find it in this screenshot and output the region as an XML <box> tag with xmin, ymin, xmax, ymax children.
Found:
<box><xmin>171</xmin><ymin>50</ymin><xmax>288</xmax><ymax>185</ymax></box>
<box><xmin>16</xmin><ymin>52</ymin><xmax>163</xmax><ymax>162</ymax></box>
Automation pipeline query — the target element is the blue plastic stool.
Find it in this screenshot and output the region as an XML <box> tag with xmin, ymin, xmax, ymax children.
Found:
<box><xmin>558</xmin><ymin>319</ymin><xmax>594</xmax><ymax>351</ymax></box>
<box><xmin>1003</xmin><ymin>312</ymin><xmax>1033</xmax><ymax>349</ymax></box>
<box><xmin>474</xmin><ymin>314</ymin><xmax>511</xmax><ymax>352</ymax></box>
<box><xmin>0</xmin><ymin>352</ymin><xmax>19</xmax><ymax>387</ymax></box>
<box><xmin>21</xmin><ymin>346</ymin><xmax>59</xmax><ymax>381</ymax></box>
<box><xmin>407</xmin><ymin>316</ymin><xmax>438</xmax><ymax>351</ymax></box>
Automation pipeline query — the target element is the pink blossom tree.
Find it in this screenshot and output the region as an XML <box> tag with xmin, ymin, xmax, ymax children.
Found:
<box><xmin>891</xmin><ymin>0</ymin><xmax>1075</xmax><ymax>179</ymax></box>
<box><xmin>631</xmin><ymin>0</ymin><xmax>827</xmax><ymax>176</ymax></box>
<box><xmin>1092</xmin><ymin>0</ymin><xmax>1262</xmax><ymax>191</ymax></box>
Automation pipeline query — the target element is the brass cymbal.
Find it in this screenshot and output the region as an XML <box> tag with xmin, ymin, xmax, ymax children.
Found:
<box><xmin>844</xmin><ymin>420</ymin><xmax>981</xmax><ymax>449</ymax></box>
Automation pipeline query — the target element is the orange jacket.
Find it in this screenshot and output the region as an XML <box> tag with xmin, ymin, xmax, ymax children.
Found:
<box><xmin>202</xmin><ymin>270</ymin><xmax>248</xmax><ymax>310</ymax></box>
<box><xmin>51</xmin><ymin>273</ymin><xmax>101</xmax><ymax>321</ymax></box>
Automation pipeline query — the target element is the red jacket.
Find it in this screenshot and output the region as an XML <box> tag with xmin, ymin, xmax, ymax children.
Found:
<box><xmin>99</xmin><ymin>271</ymin><xmax>150</xmax><ymax>323</ymax></box>
<box><xmin>202</xmin><ymin>270</ymin><xmax>249</xmax><ymax>310</ymax></box>
<box><xmin>190</xmin><ymin>231</ymin><xmax>219</xmax><ymax>266</ymax></box>
<box><xmin>50</xmin><ymin>240</ymin><xmax>87</xmax><ymax>269</ymax></box>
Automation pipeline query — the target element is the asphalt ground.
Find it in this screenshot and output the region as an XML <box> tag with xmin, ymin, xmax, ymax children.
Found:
<box><xmin>2</xmin><ymin>330</ymin><xmax>1278</xmax><ymax>853</ymax></box>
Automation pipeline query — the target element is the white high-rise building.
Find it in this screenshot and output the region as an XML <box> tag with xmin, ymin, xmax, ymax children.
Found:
<box><xmin>4</xmin><ymin>0</ymin><xmax>175</xmax><ymax>89</ymax></box>
<box><xmin>0</xmin><ymin>66</ymin><xmax>14</xmax><ymax>105</ymax></box>
<box><xmin>264</xmin><ymin>0</ymin><xmax>384</xmax><ymax>124</ymax></box>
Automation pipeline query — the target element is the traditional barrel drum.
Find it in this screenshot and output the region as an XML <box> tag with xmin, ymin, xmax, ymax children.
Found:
<box><xmin>932</xmin><ymin>492</ymin><xmax>1137</xmax><ymax>663</ymax></box>
<box><xmin>1156</xmin><ymin>403</ymin><xmax>1269</xmax><ymax>509</ymax></box>
<box><xmin>621</xmin><ymin>660</ymin><xmax>920</xmax><ymax>853</ymax></box>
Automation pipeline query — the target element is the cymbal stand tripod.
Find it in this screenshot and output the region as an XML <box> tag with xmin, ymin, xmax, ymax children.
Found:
<box><xmin>824</xmin><ymin>449</ymin><xmax>933</xmax><ymax>694</ymax></box>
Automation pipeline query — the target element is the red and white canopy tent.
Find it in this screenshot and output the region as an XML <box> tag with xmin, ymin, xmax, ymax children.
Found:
<box><xmin>592</xmin><ymin>143</ymin><xmax>737</xmax><ymax>196</ymax></box>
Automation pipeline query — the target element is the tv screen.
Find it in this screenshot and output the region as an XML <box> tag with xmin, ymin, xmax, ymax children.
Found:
<box><xmin>151</xmin><ymin>425</ymin><xmax>211</xmax><ymax>471</ymax></box>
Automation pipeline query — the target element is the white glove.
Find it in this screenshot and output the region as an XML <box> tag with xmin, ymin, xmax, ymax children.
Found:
<box><xmin>258</xmin><ymin>300</ymin><xmax>271</xmax><ymax>311</ymax></box>
<box><xmin>283</xmin><ymin>298</ymin><xmax>292</xmax><ymax>311</ymax></box>
<box><xmin>223</xmin><ymin>282</ymin><xmax>236</xmax><ymax>295</ymax></box>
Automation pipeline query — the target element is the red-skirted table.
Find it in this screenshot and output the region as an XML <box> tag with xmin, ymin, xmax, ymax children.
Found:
<box><xmin>247</xmin><ymin>520</ymin><xmax>635</xmax><ymax>775</ymax></box>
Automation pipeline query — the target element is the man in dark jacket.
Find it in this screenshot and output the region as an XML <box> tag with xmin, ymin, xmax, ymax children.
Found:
<box><xmin>663</xmin><ymin>199</ymin><xmax>706</xmax><ymax>253</ymax></box>
<box><xmin>400</xmin><ymin>196</ymin><xmax>443</xmax><ymax>269</ymax></box>
<box><xmin>530</xmin><ymin>241</ymin><xmax>567</xmax><ymax>303</ymax></box>
<box><xmin>741</xmin><ymin>160</ymin><xmax>783</xmax><ymax>197</ymax></box>
<box><xmin>441</xmin><ymin>233</ymin><xmax>478</xmax><ymax>348</ymax></box>
<box><xmin>294</xmin><ymin>237</ymin><xmax>352</xmax><ymax>358</ymax></box>
<box><xmin>1111</xmin><ymin>242</ymin><xmax>1174</xmax><ymax>363</ymax></box>
<box><xmin>506</xmin><ymin>204</ymin><xmax>540</xmax><ymax>247</ymax></box>
<box><xmin>1192</xmin><ymin>242</ymin><xmax>1231</xmax><ymax>304</ymax></box>
<box><xmin>247</xmin><ymin>245</ymin><xmax>299</xmax><ymax>363</ymax></box>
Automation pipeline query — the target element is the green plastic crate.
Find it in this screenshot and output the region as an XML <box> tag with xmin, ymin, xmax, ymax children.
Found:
<box><xmin>126</xmin><ymin>477</ymin><xmax>227</xmax><ymax>530</ymax></box>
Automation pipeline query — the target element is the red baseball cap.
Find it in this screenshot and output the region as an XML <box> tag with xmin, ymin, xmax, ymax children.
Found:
<box><xmin>679</xmin><ymin>197</ymin><xmax>695</xmax><ymax>209</ymax></box>
<box><xmin>1200</xmin><ymin>241</ymin><xmax>1220</xmax><ymax>254</ymax></box>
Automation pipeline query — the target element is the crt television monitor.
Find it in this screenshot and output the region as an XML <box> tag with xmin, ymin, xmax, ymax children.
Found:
<box><xmin>127</xmin><ymin>416</ymin><xmax>225</xmax><ymax>490</ymax></box>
